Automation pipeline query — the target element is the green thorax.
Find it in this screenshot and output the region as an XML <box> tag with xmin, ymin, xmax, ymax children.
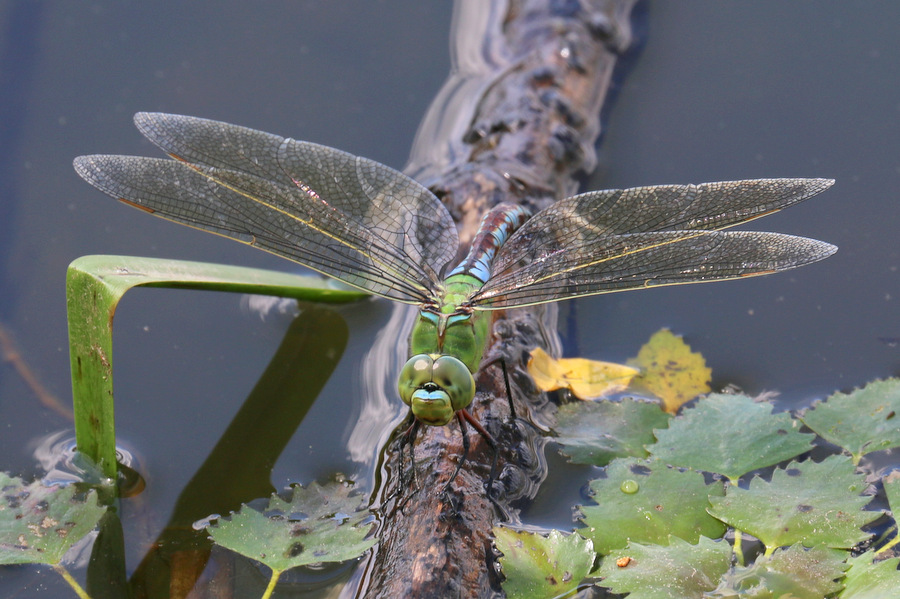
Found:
<box><xmin>407</xmin><ymin>273</ymin><xmax>491</xmax><ymax>374</ymax></box>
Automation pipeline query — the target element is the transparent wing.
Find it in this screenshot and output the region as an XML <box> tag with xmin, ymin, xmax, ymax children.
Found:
<box><xmin>74</xmin><ymin>113</ymin><xmax>461</xmax><ymax>304</ymax></box>
<box><xmin>470</xmin><ymin>179</ymin><xmax>835</xmax><ymax>308</ymax></box>
<box><xmin>73</xmin><ymin>154</ymin><xmax>445</xmax><ymax>304</ymax></box>
<box><xmin>133</xmin><ymin>113</ymin><xmax>458</xmax><ymax>279</ymax></box>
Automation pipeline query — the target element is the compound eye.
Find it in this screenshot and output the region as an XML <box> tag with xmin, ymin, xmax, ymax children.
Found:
<box><xmin>431</xmin><ymin>355</ymin><xmax>476</xmax><ymax>412</ymax></box>
<box><xmin>398</xmin><ymin>354</ymin><xmax>436</xmax><ymax>406</ymax></box>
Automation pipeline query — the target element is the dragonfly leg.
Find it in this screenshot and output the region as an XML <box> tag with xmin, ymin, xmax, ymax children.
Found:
<box><xmin>458</xmin><ymin>409</ymin><xmax>499</xmax><ymax>501</ymax></box>
<box><xmin>441</xmin><ymin>412</ymin><xmax>471</xmax><ymax>496</ymax></box>
<box><xmin>499</xmin><ymin>359</ymin><xmax>516</xmax><ymax>421</ymax></box>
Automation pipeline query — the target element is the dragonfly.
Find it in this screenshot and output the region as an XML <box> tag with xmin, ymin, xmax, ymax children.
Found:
<box><xmin>74</xmin><ymin>113</ymin><xmax>836</xmax><ymax>490</ymax></box>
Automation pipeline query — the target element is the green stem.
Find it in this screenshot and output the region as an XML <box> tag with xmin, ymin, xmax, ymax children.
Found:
<box><xmin>261</xmin><ymin>568</ymin><xmax>283</xmax><ymax>599</ymax></box>
<box><xmin>53</xmin><ymin>563</ymin><xmax>92</xmax><ymax>599</ymax></box>
<box><xmin>732</xmin><ymin>529</ymin><xmax>744</xmax><ymax>566</ymax></box>
<box><xmin>876</xmin><ymin>533</ymin><xmax>900</xmax><ymax>555</ymax></box>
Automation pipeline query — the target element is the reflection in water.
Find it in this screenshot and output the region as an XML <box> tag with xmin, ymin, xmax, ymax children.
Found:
<box><xmin>346</xmin><ymin>302</ymin><xmax>418</xmax><ymax>466</ymax></box>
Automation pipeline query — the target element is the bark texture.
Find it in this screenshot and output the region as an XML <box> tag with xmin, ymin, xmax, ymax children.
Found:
<box><xmin>361</xmin><ymin>1</ymin><xmax>638</xmax><ymax>597</ymax></box>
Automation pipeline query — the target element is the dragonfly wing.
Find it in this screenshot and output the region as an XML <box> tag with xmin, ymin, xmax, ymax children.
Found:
<box><xmin>132</xmin><ymin>112</ymin><xmax>459</xmax><ymax>281</ymax></box>
<box><xmin>489</xmin><ymin>178</ymin><xmax>833</xmax><ymax>276</ymax></box>
<box><xmin>469</xmin><ymin>230</ymin><xmax>837</xmax><ymax>308</ymax></box>
<box><xmin>73</xmin><ymin>154</ymin><xmax>443</xmax><ymax>304</ymax></box>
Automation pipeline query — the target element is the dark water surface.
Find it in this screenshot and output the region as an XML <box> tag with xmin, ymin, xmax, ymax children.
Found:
<box><xmin>0</xmin><ymin>1</ymin><xmax>897</xmax><ymax>595</ymax></box>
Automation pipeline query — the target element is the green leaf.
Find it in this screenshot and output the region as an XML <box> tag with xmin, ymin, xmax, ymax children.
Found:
<box><xmin>66</xmin><ymin>255</ymin><xmax>367</xmax><ymax>478</ymax></box>
<box><xmin>0</xmin><ymin>473</ymin><xmax>107</xmax><ymax>565</ymax></box>
<box><xmin>596</xmin><ymin>536</ymin><xmax>731</xmax><ymax>599</ymax></box>
<box><xmin>842</xmin><ymin>550</ymin><xmax>900</xmax><ymax>598</ymax></box>
<box><xmin>207</xmin><ymin>480</ymin><xmax>376</xmax><ymax>574</ymax></box>
<box><xmin>649</xmin><ymin>394</ymin><xmax>814</xmax><ymax>481</ymax></box>
<box><xmin>800</xmin><ymin>378</ymin><xmax>900</xmax><ymax>464</ymax></box>
<box><xmin>494</xmin><ymin>528</ymin><xmax>594</xmax><ymax>599</ymax></box>
<box><xmin>577</xmin><ymin>458</ymin><xmax>725</xmax><ymax>554</ymax></box>
<box><xmin>555</xmin><ymin>399</ymin><xmax>671</xmax><ymax>466</ymax></box>
<box><xmin>884</xmin><ymin>470</ymin><xmax>900</xmax><ymax>516</ymax></box>
<box><xmin>709</xmin><ymin>544</ymin><xmax>848</xmax><ymax>598</ymax></box>
<box><xmin>707</xmin><ymin>455</ymin><xmax>877</xmax><ymax>551</ymax></box>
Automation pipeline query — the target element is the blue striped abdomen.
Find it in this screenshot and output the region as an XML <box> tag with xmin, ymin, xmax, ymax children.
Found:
<box><xmin>447</xmin><ymin>203</ymin><xmax>531</xmax><ymax>284</ymax></box>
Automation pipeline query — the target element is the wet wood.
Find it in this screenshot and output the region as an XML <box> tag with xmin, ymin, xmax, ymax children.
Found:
<box><xmin>361</xmin><ymin>1</ymin><xmax>638</xmax><ymax>597</ymax></box>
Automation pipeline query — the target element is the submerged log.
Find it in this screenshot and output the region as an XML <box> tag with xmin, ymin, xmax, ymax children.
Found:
<box><xmin>360</xmin><ymin>1</ymin><xmax>638</xmax><ymax>597</ymax></box>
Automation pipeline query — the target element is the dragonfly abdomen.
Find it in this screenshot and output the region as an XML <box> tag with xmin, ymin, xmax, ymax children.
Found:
<box><xmin>447</xmin><ymin>203</ymin><xmax>531</xmax><ymax>284</ymax></box>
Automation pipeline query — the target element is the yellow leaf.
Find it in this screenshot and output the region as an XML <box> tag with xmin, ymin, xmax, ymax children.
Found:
<box><xmin>628</xmin><ymin>329</ymin><xmax>711</xmax><ymax>413</ymax></box>
<box><xmin>527</xmin><ymin>347</ymin><xmax>639</xmax><ymax>400</ymax></box>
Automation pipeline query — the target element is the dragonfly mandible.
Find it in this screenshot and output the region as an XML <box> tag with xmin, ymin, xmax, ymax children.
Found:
<box><xmin>73</xmin><ymin>113</ymin><xmax>836</xmax><ymax>457</ymax></box>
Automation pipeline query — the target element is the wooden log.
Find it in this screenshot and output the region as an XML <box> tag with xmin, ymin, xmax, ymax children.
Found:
<box><xmin>360</xmin><ymin>1</ymin><xmax>638</xmax><ymax>597</ymax></box>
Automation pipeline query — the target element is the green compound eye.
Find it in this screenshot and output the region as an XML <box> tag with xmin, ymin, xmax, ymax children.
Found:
<box><xmin>398</xmin><ymin>354</ymin><xmax>475</xmax><ymax>426</ymax></box>
<box><xmin>430</xmin><ymin>355</ymin><xmax>475</xmax><ymax>412</ymax></box>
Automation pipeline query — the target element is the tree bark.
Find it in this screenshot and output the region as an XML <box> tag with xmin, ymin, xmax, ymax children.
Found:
<box><xmin>361</xmin><ymin>1</ymin><xmax>637</xmax><ymax>597</ymax></box>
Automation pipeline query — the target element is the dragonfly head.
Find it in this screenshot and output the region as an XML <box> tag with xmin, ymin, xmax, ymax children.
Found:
<box><xmin>398</xmin><ymin>354</ymin><xmax>475</xmax><ymax>426</ymax></box>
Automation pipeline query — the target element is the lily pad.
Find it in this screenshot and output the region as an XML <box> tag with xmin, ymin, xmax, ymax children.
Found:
<box><xmin>710</xmin><ymin>543</ymin><xmax>848</xmax><ymax>598</ymax></box>
<box><xmin>0</xmin><ymin>472</ymin><xmax>106</xmax><ymax>565</ymax></box>
<box><xmin>800</xmin><ymin>378</ymin><xmax>900</xmax><ymax>464</ymax></box>
<box><xmin>649</xmin><ymin>393</ymin><xmax>814</xmax><ymax>481</ymax></box>
<box><xmin>596</xmin><ymin>536</ymin><xmax>731</xmax><ymax>599</ymax></box>
<box><xmin>494</xmin><ymin>527</ymin><xmax>594</xmax><ymax>599</ymax></box>
<box><xmin>577</xmin><ymin>458</ymin><xmax>725</xmax><ymax>554</ymax></box>
<box><xmin>842</xmin><ymin>551</ymin><xmax>900</xmax><ymax>598</ymax></box>
<box><xmin>207</xmin><ymin>480</ymin><xmax>376</xmax><ymax>574</ymax></box>
<box><xmin>528</xmin><ymin>347</ymin><xmax>639</xmax><ymax>399</ymax></box>
<box><xmin>628</xmin><ymin>328</ymin><xmax>711</xmax><ymax>413</ymax></box>
<box><xmin>707</xmin><ymin>455</ymin><xmax>877</xmax><ymax>551</ymax></box>
<box><xmin>555</xmin><ymin>399</ymin><xmax>671</xmax><ymax>466</ymax></box>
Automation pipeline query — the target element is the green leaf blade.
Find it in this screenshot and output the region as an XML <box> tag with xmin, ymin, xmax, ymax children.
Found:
<box><xmin>555</xmin><ymin>399</ymin><xmax>671</xmax><ymax>466</ymax></box>
<box><xmin>842</xmin><ymin>551</ymin><xmax>900</xmax><ymax>598</ymax></box>
<box><xmin>0</xmin><ymin>473</ymin><xmax>107</xmax><ymax>565</ymax></box>
<box><xmin>648</xmin><ymin>394</ymin><xmax>814</xmax><ymax>481</ymax></box>
<box><xmin>800</xmin><ymin>378</ymin><xmax>900</xmax><ymax>463</ymax></box>
<box><xmin>207</xmin><ymin>481</ymin><xmax>375</xmax><ymax>574</ymax></box>
<box><xmin>494</xmin><ymin>528</ymin><xmax>594</xmax><ymax>599</ymax></box>
<box><xmin>577</xmin><ymin>458</ymin><xmax>725</xmax><ymax>555</ymax></box>
<box><xmin>707</xmin><ymin>455</ymin><xmax>877</xmax><ymax>551</ymax></box>
<box><xmin>596</xmin><ymin>536</ymin><xmax>731</xmax><ymax>599</ymax></box>
<box><xmin>711</xmin><ymin>544</ymin><xmax>848</xmax><ymax>598</ymax></box>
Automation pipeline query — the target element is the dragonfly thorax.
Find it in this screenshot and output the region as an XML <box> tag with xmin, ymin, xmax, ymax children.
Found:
<box><xmin>399</xmin><ymin>273</ymin><xmax>492</xmax><ymax>426</ymax></box>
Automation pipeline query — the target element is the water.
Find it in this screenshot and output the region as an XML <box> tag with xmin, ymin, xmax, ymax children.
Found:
<box><xmin>0</xmin><ymin>0</ymin><xmax>898</xmax><ymax>595</ymax></box>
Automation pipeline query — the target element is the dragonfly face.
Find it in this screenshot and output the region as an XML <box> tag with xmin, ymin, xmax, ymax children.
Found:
<box><xmin>398</xmin><ymin>354</ymin><xmax>475</xmax><ymax>426</ymax></box>
<box><xmin>73</xmin><ymin>113</ymin><xmax>837</xmax><ymax>434</ymax></box>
